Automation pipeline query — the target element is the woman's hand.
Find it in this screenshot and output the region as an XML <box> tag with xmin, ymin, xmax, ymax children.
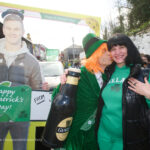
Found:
<box><xmin>60</xmin><ymin>69</ymin><xmax>68</xmax><ymax>85</ymax></box>
<box><xmin>128</xmin><ymin>77</ymin><xmax>150</xmax><ymax>99</ymax></box>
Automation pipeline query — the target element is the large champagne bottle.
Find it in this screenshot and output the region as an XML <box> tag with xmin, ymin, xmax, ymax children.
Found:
<box><xmin>42</xmin><ymin>68</ymin><xmax>81</xmax><ymax>148</ymax></box>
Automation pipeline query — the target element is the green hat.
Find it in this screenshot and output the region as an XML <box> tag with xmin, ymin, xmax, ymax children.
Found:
<box><xmin>82</xmin><ymin>33</ymin><xmax>107</xmax><ymax>58</ymax></box>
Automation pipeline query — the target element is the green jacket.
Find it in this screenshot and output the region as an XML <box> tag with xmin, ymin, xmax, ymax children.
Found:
<box><xmin>52</xmin><ymin>66</ymin><xmax>101</xmax><ymax>150</ymax></box>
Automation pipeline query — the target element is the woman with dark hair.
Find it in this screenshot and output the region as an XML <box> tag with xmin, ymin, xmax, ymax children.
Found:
<box><xmin>96</xmin><ymin>33</ymin><xmax>150</xmax><ymax>150</ymax></box>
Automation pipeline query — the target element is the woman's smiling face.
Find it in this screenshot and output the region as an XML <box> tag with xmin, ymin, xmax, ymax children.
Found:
<box><xmin>110</xmin><ymin>45</ymin><xmax>128</xmax><ymax>67</ymax></box>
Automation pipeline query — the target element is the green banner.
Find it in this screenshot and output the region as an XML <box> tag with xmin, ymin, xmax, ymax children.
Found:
<box><xmin>0</xmin><ymin>85</ymin><xmax>31</xmax><ymax>122</ymax></box>
<box><xmin>46</xmin><ymin>49</ymin><xmax>59</xmax><ymax>61</ymax></box>
<box><xmin>41</xmin><ymin>13</ymin><xmax>81</xmax><ymax>24</ymax></box>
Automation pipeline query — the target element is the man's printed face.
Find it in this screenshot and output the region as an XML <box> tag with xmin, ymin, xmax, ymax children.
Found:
<box><xmin>3</xmin><ymin>20</ymin><xmax>24</xmax><ymax>46</ymax></box>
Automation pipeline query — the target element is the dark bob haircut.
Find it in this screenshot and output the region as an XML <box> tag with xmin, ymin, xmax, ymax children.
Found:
<box><xmin>107</xmin><ymin>33</ymin><xmax>142</xmax><ymax>66</ymax></box>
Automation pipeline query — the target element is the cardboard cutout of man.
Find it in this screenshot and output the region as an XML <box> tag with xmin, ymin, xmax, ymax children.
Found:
<box><xmin>0</xmin><ymin>9</ymin><xmax>43</xmax><ymax>150</ymax></box>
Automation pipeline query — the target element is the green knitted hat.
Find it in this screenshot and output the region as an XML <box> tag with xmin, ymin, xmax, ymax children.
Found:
<box><xmin>82</xmin><ymin>33</ymin><xmax>107</xmax><ymax>58</ymax></box>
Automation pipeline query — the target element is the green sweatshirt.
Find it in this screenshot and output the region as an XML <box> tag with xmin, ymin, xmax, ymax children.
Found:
<box><xmin>98</xmin><ymin>65</ymin><xmax>150</xmax><ymax>150</ymax></box>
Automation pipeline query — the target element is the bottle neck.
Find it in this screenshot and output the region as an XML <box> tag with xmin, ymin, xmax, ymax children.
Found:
<box><xmin>66</xmin><ymin>75</ymin><xmax>79</xmax><ymax>85</ymax></box>
<box><xmin>60</xmin><ymin>75</ymin><xmax>79</xmax><ymax>97</ymax></box>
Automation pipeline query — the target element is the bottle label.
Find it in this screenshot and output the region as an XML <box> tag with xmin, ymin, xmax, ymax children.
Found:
<box><xmin>56</xmin><ymin>117</ymin><xmax>73</xmax><ymax>141</ymax></box>
<box><xmin>66</xmin><ymin>76</ymin><xmax>79</xmax><ymax>85</ymax></box>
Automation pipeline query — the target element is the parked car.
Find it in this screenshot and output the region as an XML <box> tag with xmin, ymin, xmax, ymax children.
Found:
<box><xmin>39</xmin><ymin>61</ymin><xmax>64</xmax><ymax>90</ymax></box>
